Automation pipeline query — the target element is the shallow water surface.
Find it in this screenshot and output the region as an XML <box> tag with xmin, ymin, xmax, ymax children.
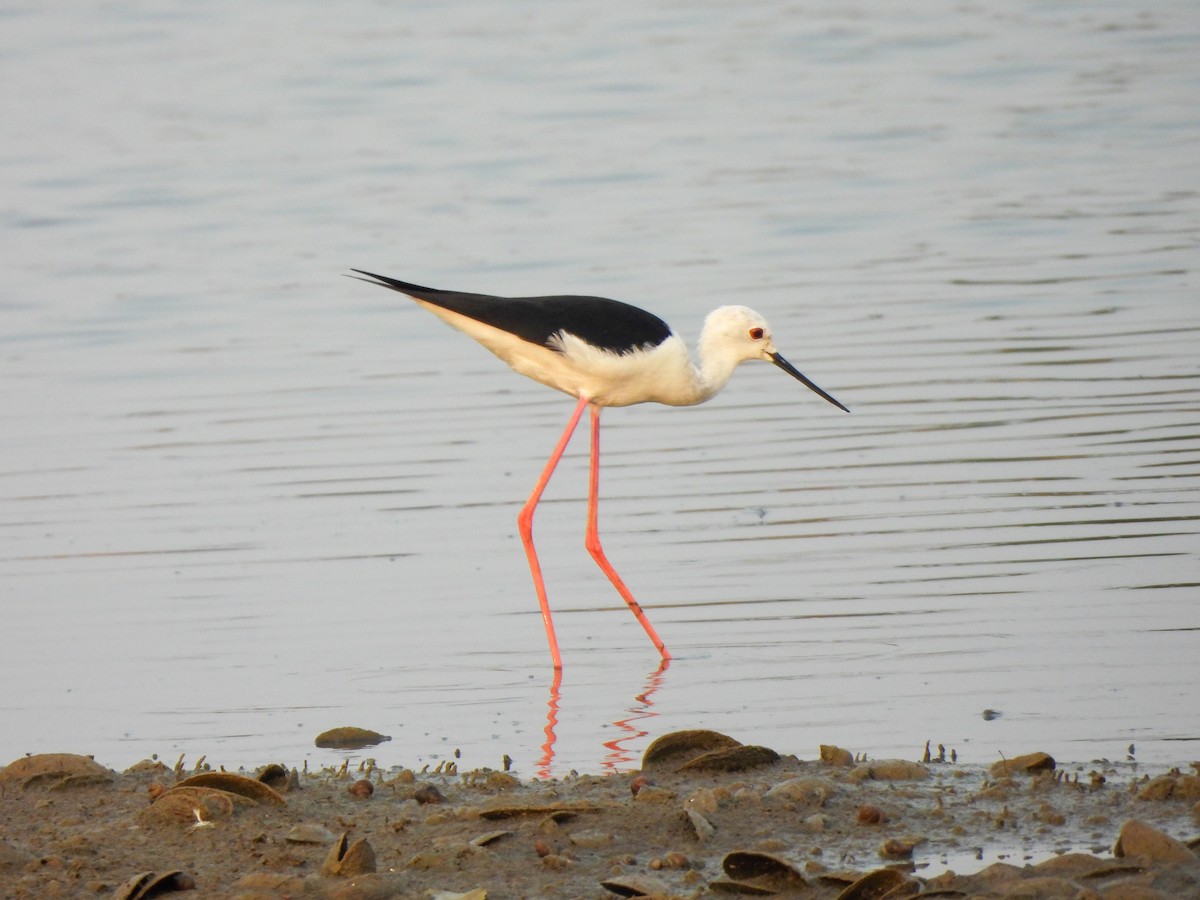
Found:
<box><xmin>2</xmin><ymin>1</ymin><xmax>1198</xmax><ymax>777</ymax></box>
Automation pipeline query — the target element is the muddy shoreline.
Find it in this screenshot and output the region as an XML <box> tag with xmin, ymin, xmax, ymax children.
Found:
<box><xmin>1</xmin><ymin>732</ymin><xmax>1197</xmax><ymax>899</ymax></box>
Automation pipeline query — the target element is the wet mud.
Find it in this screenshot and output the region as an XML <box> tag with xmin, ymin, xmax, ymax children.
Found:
<box><xmin>1</xmin><ymin>732</ymin><xmax>1197</xmax><ymax>899</ymax></box>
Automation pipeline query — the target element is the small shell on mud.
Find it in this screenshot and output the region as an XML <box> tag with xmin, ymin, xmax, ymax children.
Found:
<box><xmin>348</xmin><ymin>778</ymin><xmax>374</xmax><ymax>799</ymax></box>
<box><xmin>642</xmin><ymin>730</ymin><xmax>742</xmax><ymax>768</ymax></box>
<box><xmin>832</xmin><ymin>867</ymin><xmax>920</xmax><ymax>900</ymax></box>
<box><xmin>113</xmin><ymin>870</ymin><xmax>196</xmax><ymax>900</ymax></box>
<box><xmin>255</xmin><ymin>763</ymin><xmax>293</xmax><ymax>790</ymax></box>
<box><xmin>321</xmin><ymin>832</ymin><xmax>377</xmax><ymax>877</ymax></box>
<box><xmin>679</xmin><ymin>745</ymin><xmax>780</xmax><ymax>773</ymax></box>
<box><xmin>478</xmin><ymin>801</ymin><xmax>593</xmax><ymax>820</ymax></box>
<box><xmin>715</xmin><ymin>850</ymin><xmax>807</xmax><ymax>893</ymax></box>
<box><xmin>846</xmin><ymin>760</ymin><xmax>930</xmax><ymax>782</ymax></box>
<box><xmin>537</xmin><ymin>810</ymin><xmax>579</xmax><ymax>830</ymax></box>
<box><xmin>988</xmin><ymin>752</ymin><xmax>1055</xmax><ymax>777</ymax></box>
<box><xmin>1113</xmin><ymin>818</ymin><xmax>1197</xmax><ymax>864</ymax></box>
<box><xmin>176</xmin><ymin>771</ymin><xmax>286</xmax><ymax>805</ymax></box>
<box><xmin>1137</xmin><ymin>774</ymin><xmax>1177</xmax><ymax>800</ymax></box>
<box><xmin>0</xmin><ymin>753</ymin><xmax>113</xmax><ymax>789</ymax></box>
<box><xmin>1137</xmin><ymin>772</ymin><xmax>1200</xmax><ymax>801</ymax></box>
<box><xmin>468</xmin><ymin>829</ymin><xmax>511</xmax><ymax>848</ymax></box>
<box><xmin>313</xmin><ymin>726</ymin><xmax>392</xmax><ymax>749</ymax></box>
<box><xmin>819</xmin><ymin>745</ymin><xmax>855</xmax><ymax>767</ymax></box>
<box><xmin>686</xmin><ymin>808</ymin><xmax>715</xmax><ymax>843</ymax></box>
<box><xmin>599</xmin><ymin>873</ymin><xmax>672</xmax><ymax>897</ymax></box>
<box><xmin>140</xmin><ymin>786</ymin><xmax>236</xmax><ymax>826</ymax></box>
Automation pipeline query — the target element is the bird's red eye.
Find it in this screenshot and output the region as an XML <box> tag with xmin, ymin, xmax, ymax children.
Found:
<box><xmin>749</xmin><ymin>327</ymin><xmax>765</xmax><ymax>340</ymax></box>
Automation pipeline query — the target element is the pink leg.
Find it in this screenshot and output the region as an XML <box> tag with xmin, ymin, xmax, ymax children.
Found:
<box><xmin>585</xmin><ymin>406</ymin><xmax>672</xmax><ymax>660</ymax></box>
<box><xmin>518</xmin><ymin>396</ymin><xmax>590</xmax><ymax>670</ymax></box>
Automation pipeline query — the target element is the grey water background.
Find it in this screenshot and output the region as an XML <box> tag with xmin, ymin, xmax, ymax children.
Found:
<box><xmin>2</xmin><ymin>1</ymin><xmax>1197</xmax><ymax>777</ymax></box>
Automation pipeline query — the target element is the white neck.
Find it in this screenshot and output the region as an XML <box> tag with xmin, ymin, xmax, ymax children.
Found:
<box><xmin>654</xmin><ymin>319</ymin><xmax>752</xmax><ymax>407</ymax></box>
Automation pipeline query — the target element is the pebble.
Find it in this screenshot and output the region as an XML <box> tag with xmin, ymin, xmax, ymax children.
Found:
<box><xmin>856</xmin><ymin>805</ymin><xmax>887</xmax><ymax>825</ymax></box>
<box><xmin>414</xmin><ymin>784</ymin><xmax>446</xmax><ymax>805</ymax></box>
<box><xmin>313</xmin><ymin>726</ymin><xmax>391</xmax><ymax>750</ymax></box>
<box><xmin>878</xmin><ymin>837</ymin><xmax>919</xmax><ymax>858</ymax></box>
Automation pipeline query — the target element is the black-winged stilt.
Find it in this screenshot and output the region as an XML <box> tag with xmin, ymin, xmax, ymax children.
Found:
<box><xmin>351</xmin><ymin>270</ymin><xmax>848</xmax><ymax>668</ymax></box>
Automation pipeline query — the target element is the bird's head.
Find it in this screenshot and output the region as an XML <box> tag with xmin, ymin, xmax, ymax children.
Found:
<box><xmin>702</xmin><ymin>305</ymin><xmax>848</xmax><ymax>412</ymax></box>
<box><xmin>701</xmin><ymin>305</ymin><xmax>779</xmax><ymax>362</ymax></box>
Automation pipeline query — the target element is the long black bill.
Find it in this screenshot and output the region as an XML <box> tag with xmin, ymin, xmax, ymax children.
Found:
<box><xmin>770</xmin><ymin>352</ymin><xmax>850</xmax><ymax>413</ymax></box>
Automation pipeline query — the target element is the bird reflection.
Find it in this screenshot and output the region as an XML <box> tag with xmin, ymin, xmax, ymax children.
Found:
<box><xmin>535</xmin><ymin>659</ymin><xmax>670</xmax><ymax>778</ymax></box>
<box><xmin>601</xmin><ymin>659</ymin><xmax>670</xmax><ymax>772</ymax></box>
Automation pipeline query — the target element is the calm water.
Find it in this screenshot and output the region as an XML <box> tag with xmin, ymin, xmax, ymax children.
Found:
<box><xmin>2</xmin><ymin>1</ymin><xmax>1197</xmax><ymax>778</ymax></box>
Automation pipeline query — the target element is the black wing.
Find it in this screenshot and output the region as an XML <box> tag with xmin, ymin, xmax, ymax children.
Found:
<box><xmin>350</xmin><ymin>270</ymin><xmax>673</xmax><ymax>354</ymax></box>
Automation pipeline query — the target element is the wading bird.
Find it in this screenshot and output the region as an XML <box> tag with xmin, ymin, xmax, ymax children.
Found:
<box><xmin>351</xmin><ymin>271</ymin><xmax>848</xmax><ymax>668</ymax></box>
